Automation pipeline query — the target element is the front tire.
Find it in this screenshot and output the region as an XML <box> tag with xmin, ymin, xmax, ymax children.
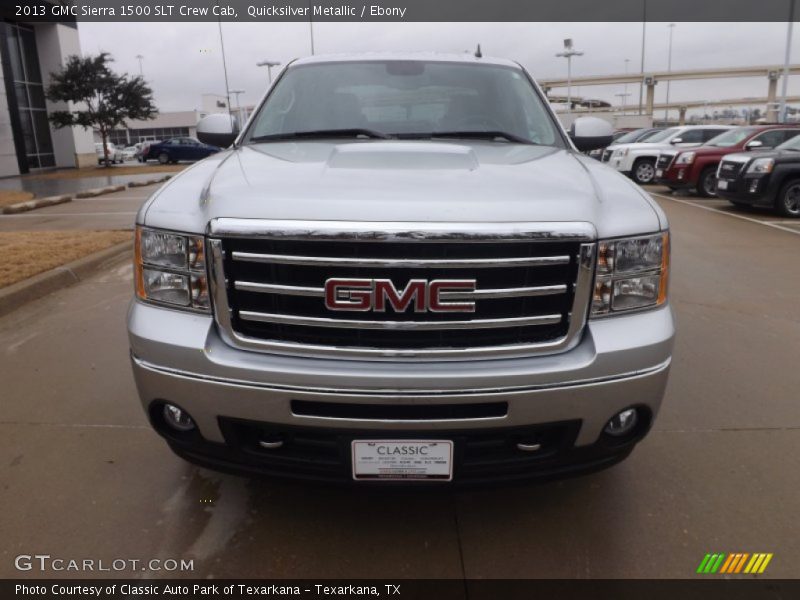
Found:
<box><xmin>158</xmin><ymin>152</ymin><xmax>170</xmax><ymax>165</ymax></box>
<box><xmin>696</xmin><ymin>166</ymin><xmax>718</xmax><ymax>198</ymax></box>
<box><xmin>632</xmin><ymin>158</ymin><xmax>656</xmax><ymax>185</ymax></box>
<box><xmin>776</xmin><ymin>179</ymin><xmax>800</xmax><ymax>218</ymax></box>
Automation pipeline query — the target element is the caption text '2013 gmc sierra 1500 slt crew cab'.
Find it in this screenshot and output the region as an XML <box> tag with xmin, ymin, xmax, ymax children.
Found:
<box><xmin>127</xmin><ymin>54</ymin><xmax>675</xmax><ymax>484</ymax></box>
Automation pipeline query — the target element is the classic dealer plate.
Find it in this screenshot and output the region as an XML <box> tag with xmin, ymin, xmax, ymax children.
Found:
<box><xmin>351</xmin><ymin>440</ymin><xmax>453</xmax><ymax>481</ymax></box>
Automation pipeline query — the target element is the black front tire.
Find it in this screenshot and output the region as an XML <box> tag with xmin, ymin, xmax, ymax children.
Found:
<box><xmin>158</xmin><ymin>152</ymin><xmax>170</xmax><ymax>165</ymax></box>
<box><xmin>776</xmin><ymin>179</ymin><xmax>800</xmax><ymax>218</ymax></box>
<box><xmin>696</xmin><ymin>166</ymin><xmax>718</xmax><ymax>198</ymax></box>
<box><xmin>632</xmin><ymin>158</ymin><xmax>656</xmax><ymax>185</ymax></box>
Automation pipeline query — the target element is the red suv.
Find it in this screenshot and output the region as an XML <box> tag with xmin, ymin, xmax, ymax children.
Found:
<box><xmin>655</xmin><ymin>125</ymin><xmax>800</xmax><ymax>197</ymax></box>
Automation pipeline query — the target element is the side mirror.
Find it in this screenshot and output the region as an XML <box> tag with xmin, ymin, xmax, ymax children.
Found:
<box><xmin>196</xmin><ymin>113</ymin><xmax>239</xmax><ymax>148</ymax></box>
<box><xmin>670</xmin><ymin>137</ymin><xmax>683</xmax><ymax>145</ymax></box>
<box><xmin>745</xmin><ymin>140</ymin><xmax>763</xmax><ymax>150</ymax></box>
<box><xmin>568</xmin><ymin>117</ymin><xmax>614</xmax><ymax>152</ymax></box>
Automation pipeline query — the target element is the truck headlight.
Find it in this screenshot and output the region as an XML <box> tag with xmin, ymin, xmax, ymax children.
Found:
<box><xmin>614</xmin><ymin>148</ymin><xmax>629</xmax><ymax>157</ymax></box>
<box><xmin>591</xmin><ymin>232</ymin><xmax>669</xmax><ymax>316</ymax></box>
<box><xmin>747</xmin><ymin>158</ymin><xmax>774</xmax><ymax>174</ymax></box>
<box><xmin>675</xmin><ymin>152</ymin><xmax>695</xmax><ymax>165</ymax></box>
<box><xmin>135</xmin><ymin>226</ymin><xmax>209</xmax><ymax>312</ymax></box>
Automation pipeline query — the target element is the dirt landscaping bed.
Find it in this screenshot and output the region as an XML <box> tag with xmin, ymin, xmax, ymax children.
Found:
<box><xmin>0</xmin><ymin>230</ymin><xmax>132</xmax><ymax>288</ymax></box>
<box><xmin>26</xmin><ymin>164</ymin><xmax>186</xmax><ymax>180</ymax></box>
<box><xmin>0</xmin><ymin>190</ymin><xmax>35</xmax><ymax>208</ymax></box>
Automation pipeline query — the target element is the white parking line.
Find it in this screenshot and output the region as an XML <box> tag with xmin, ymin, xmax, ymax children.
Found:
<box><xmin>74</xmin><ymin>195</ymin><xmax>150</xmax><ymax>200</ymax></box>
<box><xmin>650</xmin><ymin>192</ymin><xmax>800</xmax><ymax>237</ymax></box>
<box><xmin>0</xmin><ymin>212</ymin><xmax>138</xmax><ymax>218</ymax></box>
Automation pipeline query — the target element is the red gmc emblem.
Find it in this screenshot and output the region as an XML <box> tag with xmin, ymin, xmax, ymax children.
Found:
<box><xmin>324</xmin><ymin>278</ymin><xmax>476</xmax><ymax>313</ymax></box>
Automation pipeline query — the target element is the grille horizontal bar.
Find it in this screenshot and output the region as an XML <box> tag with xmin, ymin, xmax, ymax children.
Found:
<box><xmin>238</xmin><ymin>310</ymin><xmax>563</xmax><ymax>330</ymax></box>
<box><xmin>231</xmin><ymin>251</ymin><xmax>571</xmax><ymax>268</ymax></box>
<box><xmin>234</xmin><ymin>281</ymin><xmax>569</xmax><ymax>299</ymax></box>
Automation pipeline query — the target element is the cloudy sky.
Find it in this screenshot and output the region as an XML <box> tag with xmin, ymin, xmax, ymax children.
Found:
<box><xmin>77</xmin><ymin>22</ymin><xmax>800</xmax><ymax>116</ymax></box>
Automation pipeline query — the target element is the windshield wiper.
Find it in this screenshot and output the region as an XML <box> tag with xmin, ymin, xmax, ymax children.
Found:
<box><xmin>408</xmin><ymin>131</ymin><xmax>535</xmax><ymax>144</ymax></box>
<box><xmin>249</xmin><ymin>128</ymin><xmax>392</xmax><ymax>142</ymax></box>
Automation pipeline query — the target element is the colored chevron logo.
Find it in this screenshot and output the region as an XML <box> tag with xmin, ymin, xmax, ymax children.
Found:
<box><xmin>696</xmin><ymin>553</ymin><xmax>773</xmax><ymax>574</ymax></box>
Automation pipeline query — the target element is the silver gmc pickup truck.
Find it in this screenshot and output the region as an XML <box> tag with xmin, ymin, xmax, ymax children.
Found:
<box><xmin>128</xmin><ymin>53</ymin><xmax>674</xmax><ymax>484</ymax></box>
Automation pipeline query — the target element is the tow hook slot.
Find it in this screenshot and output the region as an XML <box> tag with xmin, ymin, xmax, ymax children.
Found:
<box><xmin>516</xmin><ymin>442</ymin><xmax>542</xmax><ymax>452</ymax></box>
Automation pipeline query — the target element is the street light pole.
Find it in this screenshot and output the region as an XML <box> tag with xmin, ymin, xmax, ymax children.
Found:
<box><xmin>616</xmin><ymin>92</ymin><xmax>631</xmax><ymax>115</ymax></box>
<box><xmin>665</xmin><ymin>23</ymin><xmax>675</xmax><ymax>122</ymax></box>
<box><xmin>556</xmin><ymin>39</ymin><xmax>583</xmax><ymax>114</ymax></box>
<box><xmin>135</xmin><ymin>54</ymin><xmax>144</xmax><ymax>77</ymax></box>
<box><xmin>256</xmin><ymin>60</ymin><xmax>281</xmax><ymax>85</ymax></box>
<box><xmin>230</xmin><ymin>89</ymin><xmax>245</xmax><ymax>124</ymax></box>
<box><xmin>623</xmin><ymin>58</ymin><xmax>630</xmax><ymax>115</ymax></box>
<box><xmin>779</xmin><ymin>0</ymin><xmax>795</xmax><ymax>123</ymax></box>
<box><xmin>638</xmin><ymin>1</ymin><xmax>647</xmax><ymax>115</ymax></box>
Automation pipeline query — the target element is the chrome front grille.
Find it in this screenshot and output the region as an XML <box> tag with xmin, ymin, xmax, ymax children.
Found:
<box><xmin>656</xmin><ymin>153</ymin><xmax>676</xmax><ymax>170</ymax></box>
<box><xmin>208</xmin><ymin>219</ymin><xmax>596</xmax><ymax>360</ymax></box>
<box><xmin>718</xmin><ymin>160</ymin><xmax>744</xmax><ymax>179</ymax></box>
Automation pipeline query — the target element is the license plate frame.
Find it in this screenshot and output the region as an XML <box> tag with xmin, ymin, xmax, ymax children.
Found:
<box><xmin>655</xmin><ymin>169</ymin><xmax>663</xmax><ymax>178</ymax></box>
<box><xmin>717</xmin><ymin>179</ymin><xmax>728</xmax><ymax>190</ymax></box>
<box><xmin>351</xmin><ymin>440</ymin><xmax>454</xmax><ymax>481</ymax></box>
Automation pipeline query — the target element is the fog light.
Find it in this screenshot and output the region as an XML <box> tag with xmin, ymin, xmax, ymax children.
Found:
<box><xmin>163</xmin><ymin>403</ymin><xmax>195</xmax><ymax>431</ymax></box>
<box><xmin>749</xmin><ymin>180</ymin><xmax>759</xmax><ymax>193</ymax></box>
<box><xmin>604</xmin><ymin>408</ymin><xmax>638</xmax><ymax>436</ymax></box>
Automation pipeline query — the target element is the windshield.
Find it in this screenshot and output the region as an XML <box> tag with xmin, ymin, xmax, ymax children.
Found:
<box><xmin>708</xmin><ymin>127</ymin><xmax>757</xmax><ymax>147</ymax></box>
<box><xmin>244</xmin><ymin>61</ymin><xmax>562</xmax><ymax>146</ymax></box>
<box><xmin>641</xmin><ymin>127</ymin><xmax>680</xmax><ymax>143</ymax></box>
<box><xmin>776</xmin><ymin>134</ymin><xmax>800</xmax><ymax>151</ymax></box>
<box><xmin>613</xmin><ymin>129</ymin><xmax>647</xmax><ymax>144</ymax></box>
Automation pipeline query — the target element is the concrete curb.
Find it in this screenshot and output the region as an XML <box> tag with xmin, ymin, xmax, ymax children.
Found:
<box><xmin>1</xmin><ymin>194</ymin><xmax>72</xmax><ymax>215</ymax></box>
<box><xmin>128</xmin><ymin>174</ymin><xmax>172</xmax><ymax>188</ymax></box>
<box><xmin>75</xmin><ymin>184</ymin><xmax>127</xmax><ymax>198</ymax></box>
<box><xmin>0</xmin><ymin>174</ymin><xmax>172</xmax><ymax>214</ymax></box>
<box><xmin>0</xmin><ymin>240</ymin><xmax>132</xmax><ymax>318</ymax></box>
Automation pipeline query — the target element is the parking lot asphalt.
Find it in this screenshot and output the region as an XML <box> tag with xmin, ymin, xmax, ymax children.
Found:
<box><xmin>1</xmin><ymin>188</ymin><xmax>798</xmax><ymax>579</ymax></box>
<box><xmin>0</xmin><ymin>183</ymin><xmax>158</xmax><ymax>232</ymax></box>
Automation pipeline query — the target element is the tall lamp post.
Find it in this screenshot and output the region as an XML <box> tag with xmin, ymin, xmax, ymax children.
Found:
<box><xmin>230</xmin><ymin>89</ymin><xmax>245</xmax><ymax>125</ymax></box>
<box><xmin>616</xmin><ymin>92</ymin><xmax>631</xmax><ymax>115</ymax></box>
<box><xmin>664</xmin><ymin>23</ymin><xmax>676</xmax><ymax>122</ymax></box>
<box><xmin>780</xmin><ymin>0</ymin><xmax>796</xmax><ymax>123</ymax></box>
<box><xmin>555</xmin><ymin>38</ymin><xmax>583</xmax><ymax>114</ymax></box>
<box><xmin>135</xmin><ymin>54</ymin><xmax>144</xmax><ymax>77</ymax></box>
<box><xmin>256</xmin><ymin>60</ymin><xmax>281</xmax><ymax>84</ymax></box>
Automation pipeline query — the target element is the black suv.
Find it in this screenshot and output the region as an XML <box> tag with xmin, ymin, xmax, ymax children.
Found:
<box><xmin>716</xmin><ymin>134</ymin><xmax>800</xmax><ymax>217</ymax></box>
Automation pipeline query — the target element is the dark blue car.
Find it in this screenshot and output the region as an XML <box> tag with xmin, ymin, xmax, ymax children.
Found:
<box><xmin>142</xmin><ymin>137</ymin><xmax>221</xmax><ymax>164</ymax></box>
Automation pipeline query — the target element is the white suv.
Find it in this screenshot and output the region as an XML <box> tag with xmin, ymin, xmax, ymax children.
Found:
<box><xmin>609</xmin><ymin>125</ymin><xmax>732</xmax><ymax>184</ymax></box>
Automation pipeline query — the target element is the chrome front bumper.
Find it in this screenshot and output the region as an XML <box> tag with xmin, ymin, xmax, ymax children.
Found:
<box><xmin>128</xmin><ymin>301</ymin><xmax>675</xmax><ymax>447</ymax></box>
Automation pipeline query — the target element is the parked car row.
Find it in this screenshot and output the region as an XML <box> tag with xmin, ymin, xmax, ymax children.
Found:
<box><xmin>654</xmin><ymin>125</ymin><xmax>800</xmax><ymax>198</ymax></box>
<box><xmin>599</xmin><ymin>122</ymin><xmax>800</xmax><ymax>217</ymax></box>
<box><xmin>605</xmin><ymin>125</ymin><xmax>734</xmax><ymax>184</ymax></box>
<box><xmin>714</xmin><ymin>134</ymin><xmax>800</xmax><ymax>217</ymax></box>
<box><xmin>94</xmin><ymin>138</ymin><xmax>222</xmax><ymax>166</ymax></box>
<box><xmin>139</xmin><ymin>137</ymin><xmax>221</xmax><ymax>164</ymax></box>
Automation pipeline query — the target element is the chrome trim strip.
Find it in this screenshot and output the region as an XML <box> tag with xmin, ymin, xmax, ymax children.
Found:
<box><xmin>231</xmin><ymin>251</ymin><xmax>571</xmax><ymax>268</ymax></box>
<box><xmin>207</xmin><ymin>238</ymin><xmax>596</xmax><ymax>361</ymax></box>
<box><xmin>234</xmin><ymin>281</ymin><xmax>567</xmax><ymax>299</ymax></box>
<box><xmin>238</xmin><ymin>311</ymin><xmax>563</xmax><ymax>330</ymax></box>
<box><xmin>132</xmin><ymin>355</ymin><xmax>672</xmax><ymax>397</ymax></box>
<box><xmin>209</xmin><ymin>218</ymin><xmax>597</xmax><ymax>242</ymax></box>
<box><xmin>235</xmin><ymin>282</ymin><xmax>325</xmax><ymax>297</ymax></box>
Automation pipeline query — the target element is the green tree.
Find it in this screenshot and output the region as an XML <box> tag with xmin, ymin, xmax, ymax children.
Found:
<box><xmin>46</xmin><ymin>52</ymin><xmax>157</xmax><ymax>167</ymax></box>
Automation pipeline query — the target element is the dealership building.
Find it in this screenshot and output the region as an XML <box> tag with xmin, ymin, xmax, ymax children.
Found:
<box><xmin>0</xmin><ymin>18</ymin><xmax>95</xmax><ymax>177</ymax></box>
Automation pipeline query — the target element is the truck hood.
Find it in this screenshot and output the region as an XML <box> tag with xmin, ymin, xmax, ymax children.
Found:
<box><xmin>140</xmin><ymin>140</ymin><xmax>665</xmax><ymax>238</ymax></box>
